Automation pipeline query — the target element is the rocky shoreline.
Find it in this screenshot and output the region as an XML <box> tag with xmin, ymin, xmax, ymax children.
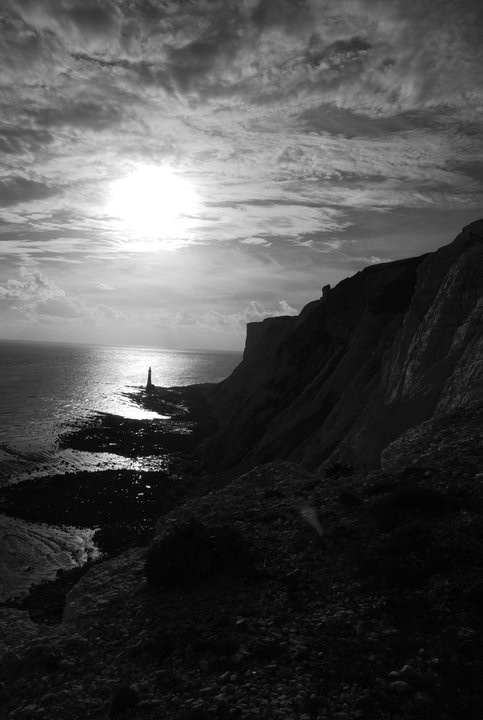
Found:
<box><xmin>0</xmin><ymin>385</ymin><xmax>217</xmax><ymax>623</ymax></box>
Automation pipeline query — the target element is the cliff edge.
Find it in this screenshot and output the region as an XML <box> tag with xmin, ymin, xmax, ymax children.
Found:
<box><xmin>205</xmin><ymin>220</ymin><xmax>483</xmax><ymax>470</ymax></box>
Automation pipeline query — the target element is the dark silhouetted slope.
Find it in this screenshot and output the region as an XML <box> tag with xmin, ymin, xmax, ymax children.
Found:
<box><xmin>204</xmin><ymin>220</ymin><xmax>483</xmax><ymax>470</ymax></box>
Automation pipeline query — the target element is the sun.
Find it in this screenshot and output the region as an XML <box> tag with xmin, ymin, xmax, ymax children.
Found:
<box><xmin>108</xmin><ymin>166</ymin><xmax>199</xmax><ymax>243</ymax></box>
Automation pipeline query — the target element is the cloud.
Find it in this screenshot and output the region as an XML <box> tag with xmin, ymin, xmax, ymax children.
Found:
<box><xmin>8</xmin><ymin>0</ymin><xmax>122</xmax><ymax>49</ymax></box>
<box><xmin>347</xmin><ymin>254</ymin><xmax>391</xmax><ymax>266</ymax></box>
<box><xmin>306</xmin><ymin>35</ymin><xmax>372</xmax><ymax>70</ymax></box>
<box><xmin>31</xmin><ymin>100</ymin><xmax>123</xmax><ymax>131</ymax></box>
<box><xmin>0</xmin><ymin>124</ymin><xmax>54</xmax><ymax>155</ymax></box>
<box><xmin>239</xmin><ymin>236</ymin><xmax>271</xmax><ymax>246</ymax></box>
<box><xmin>0</xmin><ymin>176</ymin><xmax>60</xmax><ymax>207</ymax></box>
<box><xmin>331</xmin><ymin>0</ymin><xmax>483</xmax><ymax>115</ymax></box>
<box><xmin>71</xmin><ymin>52</ymin><xmax>173</xmax><ymax>93</ymax></box>
<box><xmin>199</xmin><ymin>200</ymin><xmax>351</xmax><ymax>240</ymax></box>
<box><xmin>250</xmin><ymin>0</ymin><xmax>314</xmax><ymax>32</ymax></box>
<box><xmin>274</xmin><ymin>130</ymin><xmax>482</xmax><ymax>207</ymax></box>
<box><xmin>0</xmin><ymin>266</ymin><xmax>130</xmax><ymax>326</ymax></box>
<box><xmin>4</xmin><ymin>0</ymin><xmax>483</xmax><ymax>111</ymax></box>
<box><xmin>25</xmin><ymin>297</ymin><xmax>130</xmax><ymax>324</ymax></box>
<box><xmin>95</xmin><ymin>281</ymin><xmax>115</xmax><ymax>291</ymax></box>
<box><xmin>153</xmin><ymin>300</ymin><xmax>299</xmax><ymax>333</ymax></box>
<box><xmin>33</xmin><ymin>297</ymin><xmax>83</xmax><ymax>318</ymax></box>
<box><xmin>0</xmin><ymin>266</ymin><xmax>64</xmax><ymax>301</ymax></box>
<box><xmin>297</xmin><ymin>105</ymin><xmax>432</xmax><ymax>139</ymax></box>
<box><xmin>24</xmin><ymin>296</ymin><xmax>130</xmax><ymax>325</ymax></box>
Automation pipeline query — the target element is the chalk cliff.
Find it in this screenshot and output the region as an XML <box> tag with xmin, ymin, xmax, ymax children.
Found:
<box><xmin>205</xmin><ymin>220</ymin><xmax>483</xmax><ymax>470</ymax></box>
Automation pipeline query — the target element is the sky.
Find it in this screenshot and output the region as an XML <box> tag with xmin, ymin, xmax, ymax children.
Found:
<box><xmin>1</xmin><ymin>0</ymin><xmax>482</xmax><ymax>350</ymax></box>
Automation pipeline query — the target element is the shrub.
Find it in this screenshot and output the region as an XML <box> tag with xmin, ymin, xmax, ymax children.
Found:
<box><xmin>145</xmin><ymin>517</ymin><xmax>257</xmax><ymax>589</ymax></box>
<box><xmin>372</xmin><ymin>483</ymin><xmax>448</xmax><ymax>531</ymax></box>
<box><xmin>360</xmin><ymin>520</ymin><xmax>449</xmax><ymax>589</ymax></box>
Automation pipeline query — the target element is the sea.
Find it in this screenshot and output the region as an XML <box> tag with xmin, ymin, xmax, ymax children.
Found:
<box><xmin>0</xmin><ymin>339</ymin><xmax>241</xmax><ymax>600</ymax></box>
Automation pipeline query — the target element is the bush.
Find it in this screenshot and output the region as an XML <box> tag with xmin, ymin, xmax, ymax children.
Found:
<box><xmin>145</xmin><ymin>517</ymin><xmax>257</xmax><ymax>589</ymax></box>
<box><xmin>372</xmin><ymin>483</ymin><xmax>448</xmax><ymax>531</ymax></box>
<box><xmin>360</xmin><ymin>520</ymin><xmax>449</xmax><ymax>589</ymax></box>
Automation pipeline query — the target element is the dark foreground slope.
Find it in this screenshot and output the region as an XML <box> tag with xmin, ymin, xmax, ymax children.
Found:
<box><xmin>2</xmin><ymin>408</ymin><xmax>482</xmax><ymax>720</ymax></box>
<box><xmin>204</xmin><ymin>220</ymin><xmax>483</xmax><ymax>470</ymax></box>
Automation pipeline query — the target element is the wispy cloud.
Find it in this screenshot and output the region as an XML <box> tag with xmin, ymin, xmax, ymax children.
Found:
<box><xmin>0</xmin><ymin>176</ymin><xmax>61</xmax><ymax>207</ymax></box>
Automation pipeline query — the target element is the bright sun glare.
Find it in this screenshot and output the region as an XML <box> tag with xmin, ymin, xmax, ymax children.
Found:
<box><xmin>108</xmin><ymin>166</ymin><xmax>200</xmax><ymax>243</ymax></box>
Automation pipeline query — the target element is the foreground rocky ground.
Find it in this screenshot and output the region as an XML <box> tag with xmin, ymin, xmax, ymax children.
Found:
<box><xmin>0</xmin><ymin>404</ymin><xmax>482</xmax><ymax>719</ymax></box>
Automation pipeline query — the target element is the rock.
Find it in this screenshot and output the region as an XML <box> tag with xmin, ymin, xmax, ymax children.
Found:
<box><xmin>19</xmin><ymin>705</ymin><xmax>39</xmax><ymax>717</ymax></box>
<box><xmin>397</xmin><ymin>664</ymin><xmax>418</xmax><ymax>682</ymax></box>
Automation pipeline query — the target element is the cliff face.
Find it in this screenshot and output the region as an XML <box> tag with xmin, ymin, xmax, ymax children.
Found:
<box><xmin>205</xmin><ymin>220</ymin><xmax>483</xmax><ymax>470</ymax></box>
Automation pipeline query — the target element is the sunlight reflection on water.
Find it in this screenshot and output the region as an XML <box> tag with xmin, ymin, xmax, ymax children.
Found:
<box><xmin>0</xmin><ymin>340</ymin><xmax>240</xmax><ymax>460</ymax></box>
